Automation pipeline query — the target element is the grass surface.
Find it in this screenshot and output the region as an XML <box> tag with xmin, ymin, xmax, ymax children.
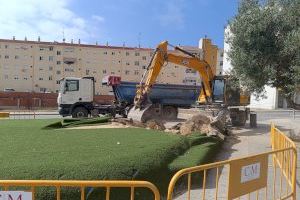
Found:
<box><xmin>0</xmin><ymin>119</ymin><xmax>222</xmax><ymax>199</ymax></box>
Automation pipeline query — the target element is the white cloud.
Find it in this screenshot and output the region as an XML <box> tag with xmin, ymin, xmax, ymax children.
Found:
<box><xmin>0</xmin><ymin>0</ymin><xmax>105</xmax><ymax>43</ymax></box>
<box><xmin>158</xmin><ymin>0</ymin><xmax>185</xmax><ymax>29</ymax></box>
<box><xmin>92</xmin><ymin>15</ymin><xmax>105</xmax><ymax>23</ymax></box>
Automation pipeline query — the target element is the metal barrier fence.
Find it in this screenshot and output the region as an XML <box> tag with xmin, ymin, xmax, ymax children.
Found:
<box><xmin>0</xmin><ymin>180</ymin><xmax>160</xmax><ymax>200</ymax></box>
<box><xmin>167</xmin><ymin>124</ymin><xmax>297</xmax><ymax>200</ymax></box>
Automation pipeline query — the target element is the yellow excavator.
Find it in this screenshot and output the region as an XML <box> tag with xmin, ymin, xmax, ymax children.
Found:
<box><xmin>127</xmin><ymin>39</ymin><xmax>250</xmax><ymax>126</ymax></box>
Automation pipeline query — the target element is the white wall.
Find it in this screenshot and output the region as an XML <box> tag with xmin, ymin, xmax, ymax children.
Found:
<box><xmin>223</xmin><ymin>26</ymin><xmax>233</xmax><ymax>74</ymax></box>
<box><xmin>250</xmin><ymin>86</ymin><xmax>278</xmax><ymax>109</ymax></box>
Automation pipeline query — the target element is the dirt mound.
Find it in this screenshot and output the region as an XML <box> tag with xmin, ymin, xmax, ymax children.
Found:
<box><xmin>179</xmin><ymin>114</ymin><xmax>212</xmax><ymax>135</ymax></box>
<box><xmin>111</xmin><ymin>112</ymin><xmax>226</xmax><ymax>140</ymax></box>
<box><xmin>111</xmin><ymin>118</ymin><xmax>166</xmax><ymax>131</ymax></box>
<box><xmin>146</xmin><ymin>119</ymin><xmax>166</xmax><ymax>131</ymax></box>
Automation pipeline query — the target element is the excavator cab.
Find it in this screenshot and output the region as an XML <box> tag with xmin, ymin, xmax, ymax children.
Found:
<box><xmin>212</xmin><ymin>76</ymin><xmax>226</xmax><ymax>104</ymax></box>
<box><xmin>211</xmin><ymin>76</ymin><xmax>246</xmax><ymax>106</ymax></box>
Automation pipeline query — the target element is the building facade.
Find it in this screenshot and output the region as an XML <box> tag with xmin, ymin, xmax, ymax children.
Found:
<box><xmin>0</xmin><ymin>37</ymin><xmax>221</xmax><ymax>95</ymax></box>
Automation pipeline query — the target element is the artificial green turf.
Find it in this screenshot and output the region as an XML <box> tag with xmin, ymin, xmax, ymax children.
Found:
<box><xmin>43</xmin><ymin>116</ymin><xmax>111</xmax><ymax>129</ymax></box>
<box><xmin>0</xmin><ymin>119</ymin><xmax>222</xmax><ymax>200</ymax></box>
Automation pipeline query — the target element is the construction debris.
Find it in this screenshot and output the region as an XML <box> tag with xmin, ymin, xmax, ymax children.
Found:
<box><xmin>109</xmin><ymin>111</ymin><xmax>227</xmax><ymax>140</ymax></box>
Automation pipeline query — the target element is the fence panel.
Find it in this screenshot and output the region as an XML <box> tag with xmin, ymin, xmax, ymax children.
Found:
<box><xmin>167</xmin><ymin>124</ymin><xmax>297</xmax><ymax>200</ymax></box>
<box><xmin>0</xmin><ymin>180</ymin><xmax>160</xmax><ymax>200</ymax></box>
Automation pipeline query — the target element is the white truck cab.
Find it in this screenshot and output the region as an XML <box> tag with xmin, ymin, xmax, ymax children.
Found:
<box><xmin>58</xmin><ymin>77</ymin><xmax>95</xmax><ymax>117</ymax></box>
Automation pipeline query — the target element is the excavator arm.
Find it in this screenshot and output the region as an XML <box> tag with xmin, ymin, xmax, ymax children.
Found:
<box><xmin>133</xmin><ymin>40</ymin><xmax>216</xmax><ymax>109</ymax></box>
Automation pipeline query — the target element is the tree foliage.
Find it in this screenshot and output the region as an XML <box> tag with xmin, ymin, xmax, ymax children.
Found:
<box><xmin>228</xmin><ymin>0</ymin><xmax>300</xmax><ymax>107</ymax></box>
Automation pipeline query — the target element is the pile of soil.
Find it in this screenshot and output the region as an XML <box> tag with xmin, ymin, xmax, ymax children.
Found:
<box><xmin>111</xmin><ymin>113</ymin><xmax>226</xmax><ymax>140</ymax></box>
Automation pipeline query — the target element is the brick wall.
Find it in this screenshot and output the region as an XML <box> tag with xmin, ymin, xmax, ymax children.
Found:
<box><xmin>0</xmin><ymin>92</ymin><xmax>114</xmax><ymax>109</ymax></box>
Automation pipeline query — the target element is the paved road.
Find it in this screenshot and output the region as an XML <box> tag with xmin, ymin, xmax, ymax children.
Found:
<box><xmin>174</xmin><ymin>111</ymin><xmax>300</xmax><ymax>200</ymax></box>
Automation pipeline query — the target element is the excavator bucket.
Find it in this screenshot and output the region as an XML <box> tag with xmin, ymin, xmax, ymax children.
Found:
<box><xmin>127</xmin><ymin>104</ymin><xmax>156</xmax><ymax>123</ymax></box>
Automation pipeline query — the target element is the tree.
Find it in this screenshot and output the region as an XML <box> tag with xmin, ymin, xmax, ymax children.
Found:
<box><xmin>227</xmin><ymin>0</ymin><xmax>300</xmax><ymax>108</ymax></box>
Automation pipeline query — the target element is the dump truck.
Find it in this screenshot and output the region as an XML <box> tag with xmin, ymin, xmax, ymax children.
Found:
<box><xmin>57</xmin><ymin>76</ymin><xmax>201</xmax><ymax>118</ymax></box>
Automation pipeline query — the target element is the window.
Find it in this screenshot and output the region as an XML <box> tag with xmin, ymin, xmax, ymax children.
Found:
<box><xmin>40</xmin><ymin>88</ymin><xmax>47</xmax><ymax>92</ymax></box>
<box><xmin>14</xmin><ymin>76</ymin><xmax>19</xmax><ymax>80</ymax></box>
<box><xmin>134</xmin><ymin>61</ymin><xmax>139</xmax><ymax>66</ymax></box>
<box><xmin>5</xmin><ymin>45</ymin><xmax>8</xmax><ymax>49</ymax></box>
<box><xmin>212</xmin><ymin>79</ymin><xmax>225</xmax><ymax>102</ymax></box>
<box><xmin>111</xmin><ymin>71</ymin><xmax>115</xmax><ymax>74</ymax></box>
<box><xmin>49</xmin><ymin>47</ymin><xmax>54</xmax><ymax>51</ymax></box>
<box><xmin>185</xmin><ymin>69</ymin><xmax>196</xmax><ymax>74</ymax></box>
<box><xmin>39</xmin><ymin>77</ymin><xmax>43</xmax><ymax>80</ymax></box>
<box><xmin>102</xmin><ymin>70</ymin><xmax>107</xmax><ymax>74</ymax></box>
<box><xmin>56</xmin><ymin>70</ymin><xmax>61</xmax><ymax>75</ymax></box>
<box><xmin>65</xmin><ymin>80</ymin><xmax>79</xmax><ymax>91</ymax></box>
<box><xmin>57</xmin><ymin>51</ymin><xmax>61</xmax><ymax>55</ymax></box>
<box><xmin>57</xmin><ymin>61</ymin><xmax>61</xmax><ymax>65</ymax></box>
<box><xmin>65</xmin><ymin>68</ymin><xmax>74</xmax><ymax>72</ymax></box>
<box><xmin>5</xmin><ymin>55</ymin><xmax>9</xmax><ymax>59</ymax></box>
<box><xmin>103</xmin><ymin>51</ymin><xmax>107</xmax><ymax>55</ymax></box>
<box><xmin>135</xmin><ymin>52</ymin><xmax>140</xmax><ymax>56</ymax></box>
<box><xmin>126</xmin><ymin>52</ymin><xmax>130</xmax><ymax>56</ymax></box>
<box><xmin>56</xmin><ymin>80</ymin><xmax>60</xmax><ymax>84</ymax></box>
<box><xmin>49</xmin><ymin>66</ymin><xmax>53</xmax><ymax>71</ymax></box>
<box><xmin>39</xmin><ymin>56</ymin><xmax>43</xmax><ymax>60</ymax></box>
<box><xmin>126</xmin><ymin>62</ymin><xmax>130</xmax><ymax>66</ymax></box>
<box><xmin>86</xmin><ymin>69</ymin><xmax>90</xmax><ymax>75</ymax></box>
<box><xmin>4</xmin><ymin>75</ymin><xmax>8</xmax><ymax>80</ymax></box>
<box><xmin>15</xmin><ymin>55</ymin><xmax>19</xmax><ymax>59</ymax></box>
<box><xmin>125</xmin><ymin>70</ymin><xmax>130</xmax><ymax>75</ymax></box>
<box><xmin>49</xmin><ymin>56</ymin><xmax>53</xmax><ymax>61</ymax></box>
<box><xmin>142</xmin><ymin>56</ymin><xmax>146</xmax><ymax>60</ymax></box>
<box><xmin>142</xmin><ymin>65</ymin><xmax>146</xmax><ymax>69</ymax></box>
<box><xmin>134</xmin><ymin>70</ymin><xmax>139</xmax><ymax>75</ymax></box>
<box><xmin>220</xmin><ymin>61</ymin><xmax>223</xmax><ymax>66</ymax></box>
<box><xmin>40</xmin><ymin>48</ymin><xmax>44</xmax><ymax>51</ymax></box>
<box><xmin>112</xmin><ymin>52</ymin><xmax>115</xmax><ymax>55</ymax></box>
<box><xmin>23</xmin><ymin>77</ymin><xmax>28</xmax><ymax>80</ymax></box>
<box><xmin>174</xmin><ymin>65</ymin><xmax>178</xmax><ymax>68</ymax></box>
<box><xmin>49</xmin><ymin>76</ymin><xmax>53</xmax><ymax>81</ymax></box>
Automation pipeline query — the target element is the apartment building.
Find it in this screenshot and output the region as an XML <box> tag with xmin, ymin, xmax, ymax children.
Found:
<box><xmin>0</xmin><ymin>37</ymin><xmax>221</xmax><ymax>95</ymax></box>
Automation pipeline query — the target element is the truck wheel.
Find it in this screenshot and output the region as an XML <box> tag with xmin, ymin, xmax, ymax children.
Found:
<box><xmin>163</xmin><ymin>106</ymin><xmax>178</xmax><ymax>119</ymax></box>
<box><xmin>72</xmin><ymin>107</ymin><xmax>89</xmax><ymax>118</ymax></box>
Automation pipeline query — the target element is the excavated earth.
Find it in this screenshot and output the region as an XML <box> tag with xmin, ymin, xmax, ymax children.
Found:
<box><xmin>67</xmin><ymin>108</ymin><xmax>227</xmax><ymax>140</ymax></box>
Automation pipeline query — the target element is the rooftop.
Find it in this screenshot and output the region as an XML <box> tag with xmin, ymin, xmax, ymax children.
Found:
<box><xmin>0</xmin><ymin>38</ymin><xmax>153</xmax><ymax>51</ymax></box>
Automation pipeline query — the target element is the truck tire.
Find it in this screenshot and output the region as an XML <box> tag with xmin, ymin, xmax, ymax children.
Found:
<box><xmin>72</xmin><ymin>107</ymin><xmax>89</xmax><ymax>118</ymax></box>
<box><xmin>162</xmin><ymin>106</ymin><xmax>178</xmax><ymax>119</ymax></box>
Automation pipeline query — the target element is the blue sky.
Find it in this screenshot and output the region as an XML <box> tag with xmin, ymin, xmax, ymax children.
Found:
<box><xmin>0</xmin><ymin>0</ymin><xmax>238</xmax><ymax>48</ymax></box>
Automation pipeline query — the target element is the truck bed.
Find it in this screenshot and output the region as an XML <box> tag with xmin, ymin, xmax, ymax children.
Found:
<box><xmin>113</xmin><ymin>81</ymin><xmax>201</xmax><ymax>107</ymax></box>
